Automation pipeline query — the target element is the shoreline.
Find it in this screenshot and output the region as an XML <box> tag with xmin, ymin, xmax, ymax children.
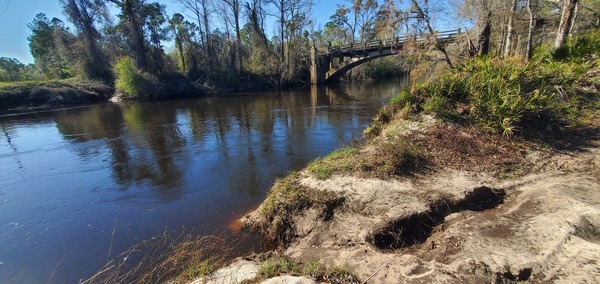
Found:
<box><xmin>211</xmin><ymin>115</ymin><xmax>600</xmax><ymax>283</ymax></box>
<box><xmin>194</xmin><ymin>41</ymin><xmax>600</xmax><ymax>283</ymax></box>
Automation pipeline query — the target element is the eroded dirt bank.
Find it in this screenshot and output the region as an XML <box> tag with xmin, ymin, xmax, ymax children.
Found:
<box><xmin>201</xmin><ymin>115</ymin><xmax>600</xmax><ymax>283</ymax></box>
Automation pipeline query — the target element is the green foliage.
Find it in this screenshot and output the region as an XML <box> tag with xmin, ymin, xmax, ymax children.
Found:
<box><xmin>258</xmin><ymin>256</ymin><xmax>300</xmax><ymax>278</ymax></box>
<box><xmin>180</xmin><ymin>258</ymin><xmax>216</xmax><ymax>280</ymax></box>
<box><xmin>423</xmin><ymin>95</ymin><xmax>447</xmax><ymax>116</ymax></box>
<box><xmin>308</xmin><ymin>147</ymin><xmax>358</xmax><ymax>179</ymax></box>
<box><xmin>113</xmin><ymin>57</ymin><xmax>158</xmax><ymax>99</ymax></box>
<box><xmin>0</xmin><ymin>58</ymin><xmax>27</xmax><ymax>82</ymax></box>
<box><xmin>256</xmin><ymin>255</ymin><xmax>360</xmax><ymax>283</ymax></box>
<box><xmin>307</xmin><ymin>142</ymin><xmax>428</xmax><ymax>179</ymax></box>
<box><xmin>366</xmin><ymin>31</ymin><xmax>600</xmax><ymax>136</ymax></box>
<box><xmin>27</xmin><ymin>13</ymin><xmax>73</xmax><ymax>80</ymax></box>
<box><xmin>302</xmin><ymin>260</ymin><xmax>321</xmax><ymax>277</ymax></box>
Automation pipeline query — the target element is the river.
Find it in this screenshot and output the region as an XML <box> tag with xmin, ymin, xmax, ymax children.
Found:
<box><xmin>0</xmin><ymin>79</ymin><xmax>408</xmax><ymax>283</ymax></box>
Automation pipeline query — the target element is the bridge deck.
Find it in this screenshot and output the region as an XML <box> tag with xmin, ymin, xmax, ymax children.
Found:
<box><xmin>323</xmin><ymin>29</ymin><xmax>461</xmax><ymax>57</ymax></box>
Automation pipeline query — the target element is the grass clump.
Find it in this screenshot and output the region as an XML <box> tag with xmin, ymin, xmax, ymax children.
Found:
<box><xmin>366</xmin><ymin>31</ymin><xmax>600</xmax><ymax>138</ymax></box>
<box><xmin>308</xmin><ymin>142</ymin><xmax>429</xmax><ymax>180</ymax></box>
<box><xmin>258</xmin><ymin>172</ymin><xmax>344</xmax><ymax>244</ymax></box>
<box><xmin>258</xmin><ymin>255</ymin><xmax>301</xmax><ymax>278</ymax></box>
<box><xmin>256</xmin><ymin>254</ymin><xmax>360</xmax><ymax>283</ymax></box>
<box><xmin>360</xmin><ymin>141</ymin><xmax>429</xmax><ymax>178</ymax></box>
<box><xmin>180</xmin><ymin>258</ymin><xmax>216</xmax><ymax>280</ymax></box>
<box><xmin>308</xmin><ymin>147</ymin><xmax>358</xmax><ymax>179</ymax></box>
<box><xmin>258</xmin><ymin>173</ymin><xmax>311</xmax><ymax>243</ymax></box>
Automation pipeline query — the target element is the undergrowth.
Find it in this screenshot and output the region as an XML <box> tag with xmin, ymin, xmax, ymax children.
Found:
<box><xmin>113</xmin><ymin>56</ymin><xmax>160</xmax><ymax>100</ymax></box>
<box><xmin>307</xmin><ymin>142</ymin><xmax>429</xmax><ymax>180</ymax></box>
<box><xmin>365</xmin><ymin>31</ymin><xmax>600</xmax><ymax>137</ymax></box>
<box><xmin>256</xmin><ymin>254</ymin><xmax>360</xmax><ymax>283</ymax></box>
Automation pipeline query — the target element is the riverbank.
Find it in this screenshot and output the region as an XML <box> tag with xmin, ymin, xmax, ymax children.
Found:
<box><xmin>196</xmin><ymin>34</ymin><xmax>600</xmax><ymax>283</ymax></box>
<box><xmin>0</xmin><ymin>79</ymin><xmax>114</xmax><ymax>111</ymax></box>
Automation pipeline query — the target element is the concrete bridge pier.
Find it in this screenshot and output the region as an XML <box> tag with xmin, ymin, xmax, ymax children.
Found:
<box><xmin>310</xmin><ymin>41</ymin><xmax>329</xmax><ymax>85</ymax></box>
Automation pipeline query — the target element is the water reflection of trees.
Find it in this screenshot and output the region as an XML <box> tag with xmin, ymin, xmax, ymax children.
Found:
<box><xmin>53</xmin><ymin>79</ymin><xmax>406</xmax><ymax>200</ymax></box>
<box><xmin>55</xmin><ymin>103</ymin><xmax>187</xmax><ymax>200</ymax></box>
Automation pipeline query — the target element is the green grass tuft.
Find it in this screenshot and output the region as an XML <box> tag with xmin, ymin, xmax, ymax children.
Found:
<box><xmin>308</xmin><ymin>147</ymin><xmax>358</xmax><ymax>179</ymax></box>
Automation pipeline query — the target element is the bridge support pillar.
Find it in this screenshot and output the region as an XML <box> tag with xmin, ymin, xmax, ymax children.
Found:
<box><xmin>310</xmin><ymin>41</ymin><xmax>327</xmax><ymax>85</ymax></box>
<box><xmin>310</xmin><ymin>41</ymin><xmax>318</xmax><ymax>85</ymax></box>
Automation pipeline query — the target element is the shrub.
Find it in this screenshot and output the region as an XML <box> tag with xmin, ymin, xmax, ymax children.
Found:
<box><xmin>365</xmin><ymin>31</ymin><xmax>600</xmax><ymax>136</ymax></box>
<box><xmin>113</xmin><ymin>56</ymin><xmax>159</xmax><ymax>99</ymax></box>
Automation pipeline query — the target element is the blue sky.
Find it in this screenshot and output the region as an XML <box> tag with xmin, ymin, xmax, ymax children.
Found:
<box><xmin>0</xmin><ymin>0</ymin><xmax>343</xmax><ymax>64</ymax></box>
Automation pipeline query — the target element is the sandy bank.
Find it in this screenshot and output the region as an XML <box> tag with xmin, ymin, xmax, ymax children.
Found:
<box><xmin>202</xmin><ymin>114</ymin><xmax>600</xmax><ymax>283</ymax></box>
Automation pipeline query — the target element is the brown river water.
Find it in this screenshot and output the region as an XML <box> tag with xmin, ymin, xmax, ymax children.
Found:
<box><xmin>0</xmin><ymin>79</ymin><xmax>408</xmax><ymax>283</ymax></box>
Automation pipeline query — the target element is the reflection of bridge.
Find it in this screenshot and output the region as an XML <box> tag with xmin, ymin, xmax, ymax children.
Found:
<box><xmin>310</xmin><ymin>29</ymin><xmax>462</xmax><ymax>84</ymax></box>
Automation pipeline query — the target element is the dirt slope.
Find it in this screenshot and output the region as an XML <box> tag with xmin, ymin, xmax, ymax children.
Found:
<box><xmin>231</xmin><ymin>113</ymin><xmax>600</xmax><ymax>283</ymax></box>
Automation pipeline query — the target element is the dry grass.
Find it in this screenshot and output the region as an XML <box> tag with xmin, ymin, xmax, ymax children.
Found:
<box><xmin>307</xmin><ymin>141</ymin><xmax>429</xmax><ymax>180</ymax></box>
<box><xmin>81</xmin><ymin>231</ymin><xmax>239</xmax><ymax>284</ymax></box>
<box><xmin>413</xmin><ymin>124</ymin><xmax>528</xmax><ymax>177</ymax></box>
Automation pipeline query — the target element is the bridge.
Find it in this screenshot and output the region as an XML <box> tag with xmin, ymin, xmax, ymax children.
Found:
<box><xmin>310</xmin><ymin>29</ymin><xmax>463</xmax><ymax>84</ymax></box>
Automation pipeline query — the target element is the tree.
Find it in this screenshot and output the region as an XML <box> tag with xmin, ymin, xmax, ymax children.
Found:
<box><xmin>142</xmin><ymin>2</ymin><xmax>169</xmax><ymax>73</ymax></box>
<box><xmin>223</xmin><ymin>0</ymin><xmax>244</xmax><ymax>72</ymax></box>
<box><xmin>330</xmin><ymin>0</ymin><xmax>379</xmax><ymax>43</ymax></box>
<box><xmin>266</xmin><ymin>0</ymin><xmax>290</xmax><ymax>62</ymax></box>
<box><xmin>525</xmin><ymin>0</ymin><xmax>536</xmax><ymax>59</ymax></box>
<box><xmin>59</xmin><ymin>0</ymin><xmax>112</xmax><ymax>81</ymax></box>
<box><xmin>0</xmin><ymin>58</ymin><xmax>26</xmax><ymax>82</ymax></box>
<box><xmin>410</xmin><ymin>0</ymin><xmax>454</xmax><ymax>68</ymax></box>
<box><xmin>555</xmin><ymin>0</ymin><xmax>579</xmax><ymax>49</ymax></box>
<box><xmin>170</xmin><ymin>13</ymin><xmax>188</xmax><ymax>72</ymax></box>
<box><xmin>176</xmin><ymin>0</ymin><xmax>214</xmax><ymax>77</ymax></box>
<box><xmin>504</xmin><ymin>0</ymin><xmax>518</xmax><ymax>57</ymax></box>
<box><xmin>27</xmin><ymin>13</ymin><xmax>73</xmax><ymax>79</ymax></box>
<box><xmin>456</xmin><ymin>0</ymin><xmax>494</xmax><ymax>56</ymax></box>
<box><xmin>108</xmin><ymin>0</ymin><xmax>150</xmax><ymax>72</ymax></box>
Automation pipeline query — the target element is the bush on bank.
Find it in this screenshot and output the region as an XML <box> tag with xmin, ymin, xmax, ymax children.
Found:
<box><xmin>113</xmin><ymin>56</ymin><xmax>200</xmax><ymax>100</ymax></box>
<box><xmin>113</xmin><ymin>57</ymin><xmax>160</xmax><ymax>100</ymax></box>
<box><xmin>365</xmin><ymin>31</ymin><xmax>600</xmax><ymax>137</ymax></box>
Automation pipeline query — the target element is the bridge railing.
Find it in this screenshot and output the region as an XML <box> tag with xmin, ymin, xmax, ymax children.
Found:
<box><xmin>327</xmin><ymin>28</ymin><xmax>462</xmax><ymax>54</ymax></box>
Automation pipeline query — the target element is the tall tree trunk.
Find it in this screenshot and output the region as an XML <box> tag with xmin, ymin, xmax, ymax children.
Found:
<box><xmin>568</xmin><ymin>1</ymin><xmax>579</xmax><ymax>37</ymax></box>
<box><xmin>479</xmin><ymin>12</ymin><xmax>492</xmax><ymax>56</ymax></box>
<box><xmin>173</xmin><ymin>29</ymin><xmax>186</xmax><ymax>72</ymax></box>
<box><xmin>504</xmin><ymin>0</ymin><xmax>518</xmax><ymax>57</ymax></box>
<box><xmin>201</xmin><ymin>0</ymin><xmax>213</xmax><ymax>76</ymax></box>
<box><xmin>233</xmin><ymin>0</ymin><xmax>243</xmax><ymax>72</ymax></box>
<box><xmin>497</xmin><ymin>19</ymin><xmax>506</xmax><ymax>55</ymax></box>
<box><xmin>122</xmin><ymin>0</ymin><xmax>148</xmax><ymax>72</ymax></box>
<box><xmin>555</xmin><ymin>0</ymin><xmax>579</xmax><ymax>50</ymax></box>
<box><xmin>279</xmin><ymin>0</ymin><xmax>285</xmax><ymax>63</ymax></box>
<box><xmin>526</xmin><ymin>0</ymin><xmax>535</xmax><ymax>60</ymax></box>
